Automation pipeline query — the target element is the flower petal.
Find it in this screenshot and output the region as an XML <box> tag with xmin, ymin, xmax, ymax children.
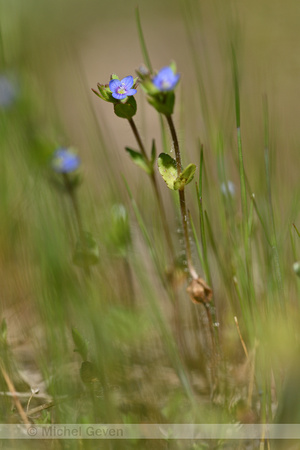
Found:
<box><xmin>126</xmin><ymin>89</ymin><xmax>137</xmax><ymax>96</ymax></box>
<box><xmin>121</xmin><ymin>76</ymin><xmax>134</xmax><ymax>89</ymax></box>
<box><xmin>112</xmin><ymin>92</ymin><xmax>127</xmax><ymax>100</ymax></box>
<box><xmin>109</xmin><ymin>79</ymin><xmax>121</xmax><ymax>93</ymax></box>
<box><xmin>157</xmin><ymin>66</ymin><xmax>173</xmax><ymax>78</ymax></box>
<box><xmin>152</xmin><ymin>66</ymin><xmax>180</xmax><ymax>92</ymax></box>
<box><xmin>52</xmin><ymin>148</ymin><xmax>80</xmax><ymax>173</ymax></box>
<box><xmin>173</xmin><ymin>73</ymin><xmax>180</xmax><ymax>84</ymax></box>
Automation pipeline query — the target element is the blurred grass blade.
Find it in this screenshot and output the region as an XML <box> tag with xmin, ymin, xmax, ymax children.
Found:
<box><xmin>263</xmin><ymin>95</ymin><xmax>283</xmax><ymax>298</ymax></box>
<box><xmin>251</xmin><ymin>194</ymin><xmax>272</xmax><ymax>247</ymax></box>
<box><xmin>231</xmin><ymin>44</ymin><xmax>248</xmax><ymax>249</ymax></box>
<box><xmin>196</xmin><ymin>145</ymin><xmax>210</xmax><ymax>284</ymax></box>
<box><xmin>135</xmin><ymin>7</ymin><xmax>152</xmax><ymax>72</ymax></box>
<box><xmin>293</xmin><ymin>223</ymin><xmax>300</xmax><ymax>238</ymax></box>
<box><xmin>189</xmin><ymin>210</ymin><xmax>204</xmax><ymax>270</ymax></box>
<box><xmin>123</xmin><ymin>176</ymin><xmax>164</xmax><ymax>285</ymax></box>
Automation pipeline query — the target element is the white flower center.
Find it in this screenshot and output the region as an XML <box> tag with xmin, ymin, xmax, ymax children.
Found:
<box><xmin>161</xmin><ymin>79</ymin><xmax>171</xmax><ymax>89</ymax></box>
<box><xmin>117</xmin><ymin>83</ymin><xmax>127</xmax><ymax>95</ymax></box>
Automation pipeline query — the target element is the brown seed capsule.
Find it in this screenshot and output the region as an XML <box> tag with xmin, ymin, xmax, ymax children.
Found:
<box><xmin>186</xmin><ymin>277</ymin><xmax>212</xmax><ymax>304</ymax></box>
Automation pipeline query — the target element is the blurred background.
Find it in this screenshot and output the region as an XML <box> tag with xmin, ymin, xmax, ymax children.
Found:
<box><xmin>0</xmin><ymin>0</ymin><xmax>300</xmax><ymax>447</ymax></box>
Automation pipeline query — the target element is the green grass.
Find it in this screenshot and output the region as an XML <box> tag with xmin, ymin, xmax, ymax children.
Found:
<box><xmin>0</xmin><ymin>1</ymin><xmax>300</xmax><ymax>449</ymax></box>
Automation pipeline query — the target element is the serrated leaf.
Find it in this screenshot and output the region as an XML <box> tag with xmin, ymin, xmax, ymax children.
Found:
<box><xmin>158</xmin><ymin>153</ymin><xmax>178</xmax><ymax>190</ymax></box>
<box><xmin>125</xmin><ymin>147</ymin><xmax>151</xmax><ymax>174</ymax></box>
<box><xmin>72</xmin><ymin>327</ymin><xmax>89</xmax><ymax>360</ymax></box>
<box><xmin>111</xmin><ymin>73</ymin><xmax>119</xmax><ymax>80</ymax></box>
<box><xmin>174</xmin><ymin>163</ymin><xmax>196</xmax><ymax>190</ymax></box>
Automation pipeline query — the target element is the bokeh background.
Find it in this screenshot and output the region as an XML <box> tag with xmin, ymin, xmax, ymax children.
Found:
<box><xmin>3</xmin><ymin>0</ymin><xmax>300</xmax><ymax>199</ymax></box>
<box><xmin>1</xmin><ymin>0</ymin><xmax>300</xmax><ymax>447</ymax></box>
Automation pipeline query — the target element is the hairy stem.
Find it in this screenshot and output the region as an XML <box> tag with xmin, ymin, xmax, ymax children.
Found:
<box><xmin>165</xmin><ymin>114</ymin><xmax>198</xmax><ymax>280</ymax></box>
<box><xmin>166</xmin><ymin>114</ymin><xmax>219</xmax><ymax>390</ymax></box>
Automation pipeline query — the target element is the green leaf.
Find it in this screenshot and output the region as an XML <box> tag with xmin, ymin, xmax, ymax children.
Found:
<box><xmin>92</xmin><ymin>84</ymin><xmax>115</xmax><ymax>103</ymax></box>
<box><xmin>158</xmin><ymin>153</ymin><xmax>178</xmax><ymax>190</ymax></box>
<box><xmin>125</xmin><ymin>147</ymin><xmax>151</xmax><ymax>174</ymax></box>
<box><xmin>111</xmin><ymin>73</ymin><xmax>119</xmax><ymax>80</ymax></box>
<box><xmin>174</xmin><ymin>163</ymin><xmax>196</xmax><ymax>190</ymax></box>
<box><xmin>72</xmin><ymin>327</ymin><xmax>89</xmax><ymax>360</ymax></box>
<box><xmin>133</xmin><ymin>76</ymin><xmax>139</xmax><ymax>89</ymax></box>
<box><xmin>114</xmin><ymin>96</ymin><xmax>137</xmax><ymax>119</ymax></box>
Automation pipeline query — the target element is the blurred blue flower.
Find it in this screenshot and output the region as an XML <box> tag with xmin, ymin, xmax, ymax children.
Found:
<box><xmin>109</xmin><ymin>76</ymin><xmax>137</xmax><ymax>100</ymax></box>
<box><xmin>51</xmin><ymin>148</ymin><xmax>80</xmax><ymax>173</ymax></box>
<box><xmin>152</xmin><ymin>66</ymin><xmax>180</xmax><ymax>92</ymax></box>
<box><xmin>221</xmin><ymin>180</ymin><xmax>236</xmax><ymax>197</ymax></box>
<box><xmin>0</xmin><ymin>75</ymin><xmax>17</xmax><ymax>108</ymax></box>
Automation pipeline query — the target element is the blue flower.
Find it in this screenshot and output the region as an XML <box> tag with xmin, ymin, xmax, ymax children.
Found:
<box><xmin>51</xmin><ymin>148</ymin><xmax>80</xmax><ymax>173</ymax></box>
<box><xmin>152</xmin><ymin>66</ymin><xmax>180</xmax><ymax>92</ymax></box>
<box><xmin>109</xmin><ymin>76</ymin><xmax>137</xmax><ymax>100</ymax></box>
<box><xmin>0</xmin><ymin>75</ymin><xmax>18</xmax><ymax>108</ymax></box>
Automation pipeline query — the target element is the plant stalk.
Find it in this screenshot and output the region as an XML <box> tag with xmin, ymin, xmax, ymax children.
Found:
<box><xmin>127</xmin><ymin>118</ymin><xmax>175</xmax><ymax>262</ymax></box>
<box><xmin>62</xmin><ymin>173</ymin><xmax>91</xmax><ymax>277</ymax></box>
<box><xmin>127</xmin><ymin>118</ymin><xmax>189</xmax><ymax>357</ymax></box>
<box><xmin>165</xmin><ymin>114</ymin><xmax>198</xmax><ymax>280</ymax></box>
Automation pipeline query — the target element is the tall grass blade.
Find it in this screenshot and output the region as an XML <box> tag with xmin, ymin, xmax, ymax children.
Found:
<box><xmin>135</xmin><ymin>7</ymin><xmax>152</xmax><ymax>73</ymax></box>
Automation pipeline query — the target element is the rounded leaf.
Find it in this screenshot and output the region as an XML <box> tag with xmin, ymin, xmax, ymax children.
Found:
<box><xmin>114</xmin><ymin>96</ymin><xmax>137</xmax><ymax>119</ymax></box>
<box><xmin>158</xmin><ymin>153</ymin><xmax>178</xmax><ymax>190</ymax></box>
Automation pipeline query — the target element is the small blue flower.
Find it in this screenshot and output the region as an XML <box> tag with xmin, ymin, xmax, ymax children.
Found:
<box><xmin>109</xmin><ymin>76</ymin><xmax>137</xmax><ymax>100</ymax></box>
<box><xmin>51</xmin><ymin>148</ymin><xmax>80</xmax><ymax>173</ymax></box>
<box><xmin>0</xmin><ymin>75</ymin><xmax>17</xmax><ymax>108</ymax></box>
<box><xmin>152</xmin><ymin>66</ymin><xmax>180</xmax><ymax>92</ymax></box>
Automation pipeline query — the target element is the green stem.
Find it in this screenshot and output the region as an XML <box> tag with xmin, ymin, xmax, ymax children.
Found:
<box><xmin>127</xmin><ymin>120</ymin><xmax>190</xmax><ymax>358</ymax></box>
<box><xmin>165</xmin><ymin>114</ymin><xmax>198</xmax><ymax>280</ymax></box>
<box><xmin>62</xmin><ymin>173</ymin><xmax>84</xmax><ymax>239</ymax></box>
<box><xmin>128</xmin><ymin>118</ymin><xmax>148</xmax><ymax>161</ymax></box>
<box><xmin>62</xmin><ymin>173</ymin><xmax>90</xmax><ymax>277</ymax></box>
<box><xmin>127</xmin><ymin>117</ymin><xmax>175</xmax><ymax>262</ymax></box>
<box><xmin>165</xmin><ymin>114</ymin><xmax>219</xmax><ymax>389</ymax></box>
